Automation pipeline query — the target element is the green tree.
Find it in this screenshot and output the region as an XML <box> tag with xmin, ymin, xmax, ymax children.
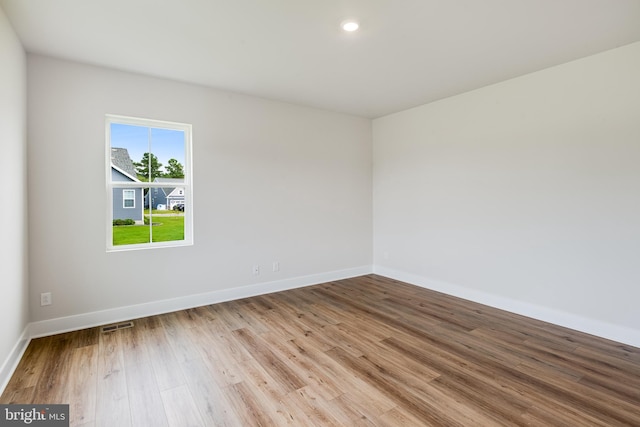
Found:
<box><xmin>134</xmin><ymin>152</ymin><xmax>163</xmax><ymax>181</ymax></box>
<box><xmin>164</xmin><ymin>158</ymin><xmax>185</xmax><ymax>178</ymax></box>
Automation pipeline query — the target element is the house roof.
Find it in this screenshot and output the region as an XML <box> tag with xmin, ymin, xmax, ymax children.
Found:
<box><xmin>111</xmin><ymin>148</ymin><xmax>138</xmax><ymax>180</ymax></box>
<box><xmin>154</xmin><ymin>177</ymin><xmax>184</xmax><ymax>197</ymax></box>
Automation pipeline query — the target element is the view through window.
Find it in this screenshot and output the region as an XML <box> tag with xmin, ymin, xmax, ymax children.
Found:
<box><xmin>107</xmin><ymin>115</ymin><xmax>192</xmax><ymax>251</ymax></box>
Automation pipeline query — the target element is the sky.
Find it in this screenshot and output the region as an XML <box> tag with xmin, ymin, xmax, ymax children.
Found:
<box><xmin>110</xmin><ymin>123</ymin><xmax>185</xmax><ymax>171</ymax></box>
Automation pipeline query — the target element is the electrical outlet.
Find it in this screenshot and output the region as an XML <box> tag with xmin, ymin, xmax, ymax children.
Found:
<box><xmin>41</xmin><ymin>292</ymin><xmax>52</xmax><ymax>306</ymax></box>
<box><xmin>272</xmin><ymin>261</ymin><xmax>279</xmax><ymax>272</ymax></box>
<box><xmin>253</xmin><ymin>264</ymin><xmax>260</xmax><ymax>276</ymax></box>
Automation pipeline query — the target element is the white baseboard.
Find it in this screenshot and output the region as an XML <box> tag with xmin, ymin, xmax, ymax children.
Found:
<box><xmin>1</xmin><ymin>266</ymin><xmax>371</xmax><ymax>395</ymax></box>
<box><xmin>0</xmin><ymin>326</ymin><xmax>30</xmax><ymax>396</ymax></box>
<box><xmin>29</xmin><ymin>265</ymin><xmax>373</xmax><ymax>339</ymax></box>
<box><xmin>10</xmin><ymin>263</ymin><xmax>635</xmax><ymax>397</ymax></box>
<box><xmin>374</xmin><ymin>266</ymin><xmax>640</xmax><ymax>348</ymax></box>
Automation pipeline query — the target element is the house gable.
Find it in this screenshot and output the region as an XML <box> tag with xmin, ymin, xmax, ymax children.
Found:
<box><xmin>147</xmin><ymin>177</ymin><xmax>185</xmax><ymax>209</ymax></box>
<box><xmin>110</xmin><ymin>148</ymin><xmax>143</xmax><ymax>221</ymax></box>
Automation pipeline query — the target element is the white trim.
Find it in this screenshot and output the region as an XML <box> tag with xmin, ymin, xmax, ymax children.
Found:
<box><xmin>374</xmin><ymin>266</ymin><xmax>640</xmax><ymax>348</ymax></box>
<box><xmin>6</xmin><ymin>264</ymin><xmax>637</xmax><ymax>395</ymax></box>
<box><xmin>111</xmin><ymin>164</ymin><xmax>141</xmax><ymax>182</ymax></box>
<box><xmin>29</xmin><ymin>265</ymin><xmax>373</xmax><ymax>338</ymax></box>
<box><xmin>0</xmin><ymin>326</ymin><xmax>31</xmax><ymax>396</ymax></box>
<box><xmin>106</xmin><ymin>114</ymin><xmax>193</xmax><ymax>252</ymax></box>
<box><xmin>111</xmin><ymin>182</ymin><xmax>183</xmax><ymax>189</ymax></box>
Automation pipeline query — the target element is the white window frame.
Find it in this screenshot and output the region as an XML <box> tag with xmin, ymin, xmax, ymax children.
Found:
<box><xmin>106</xmin><ymin>115</ymin><xmax>194</xmax><ymax>252</ymax></box>
<box><xmin>122</xmin><ymin>189</ymin><xmax>136</xmax><ymax>208</ymax></box>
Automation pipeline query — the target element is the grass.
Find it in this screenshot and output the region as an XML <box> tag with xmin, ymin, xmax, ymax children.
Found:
<box><xmin>113</xmin><ymin>216</ymin><xmax>184</xmax><ymax>246</ymax></box>
<box><xmin>144</xmin><ymin>209</ymin><xmax>184</xmax><ymax>215</ymax></box>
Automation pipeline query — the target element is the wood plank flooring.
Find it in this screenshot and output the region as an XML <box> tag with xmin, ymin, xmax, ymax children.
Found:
<box><xmin>2</xmin><ymin>275</ymin><xmax>639</xmax><ymax>426</ymax></box>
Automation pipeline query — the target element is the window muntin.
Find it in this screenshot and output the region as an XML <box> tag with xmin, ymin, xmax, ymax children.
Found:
<box><xmin>106</xmin><ymin>115</ymin><xmax>193</xmax><ymax>251</ymax></box>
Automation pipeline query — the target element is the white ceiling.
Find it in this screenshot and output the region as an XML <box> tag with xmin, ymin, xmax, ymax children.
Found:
<box><xmin>2</xmin><ymin>0</ymin><xmax>640</xmax><ymax>118</ymax></box>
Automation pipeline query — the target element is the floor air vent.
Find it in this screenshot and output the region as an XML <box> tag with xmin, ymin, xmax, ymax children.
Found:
<box><xmin>101</xmin><ymin>321</ymin><xmax>134</xmax><ymax>333</ymax></box>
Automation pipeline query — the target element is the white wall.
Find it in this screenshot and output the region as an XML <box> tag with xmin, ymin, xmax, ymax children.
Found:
<box><xmin>27</xmin><ymin>55</ymin><xmax>372</xmax><ymax>326</ymax></box>
<box><xmin>0</xmin><ymin>6</ymin><xmax>29</xmax><ymax>385</ymax></box>
<box><xmin>373</xmin><ymin>42</ymin><xmax>640</xmax><ymax>345</ymax></box>
<box><xmin>15</xmin><ymin>23</ymin><xmax>640</xmax><ymax>351</ymax></box>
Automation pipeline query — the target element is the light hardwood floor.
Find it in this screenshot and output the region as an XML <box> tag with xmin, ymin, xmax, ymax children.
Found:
<box><xmin>2</xmin><ymin>275</ymin><xmax>640</xmax><ymax>426</ymax></box>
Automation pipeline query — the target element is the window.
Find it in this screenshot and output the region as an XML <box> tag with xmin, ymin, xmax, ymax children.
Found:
<box><xmin>106</xmin><ymin>115</ymin><xmax>193</xmax><ymax>251</ymax></box>
<box><xmin>122</xmin><ymin>189</ymin><xmax>135</xmax><ymax>208</ymax></box>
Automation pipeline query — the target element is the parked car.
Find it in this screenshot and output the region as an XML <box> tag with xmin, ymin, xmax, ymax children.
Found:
<box><xmin>173</xmin><ymin>203</ymin><xmax>185</xmax><ymax>211</ymax></box>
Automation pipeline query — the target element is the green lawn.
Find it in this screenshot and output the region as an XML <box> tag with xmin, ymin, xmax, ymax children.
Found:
<box><xmin>144</xmin><ymin>209</ymin><xmax>184</xmax><ymax>215</ymax></box>
<box><xmin>113</xmin><ymin>216</ymin><xmax>184</xmax><ymax>246</ymax></box>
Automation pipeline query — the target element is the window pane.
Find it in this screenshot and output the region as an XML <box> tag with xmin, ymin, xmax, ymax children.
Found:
<box><xmin>148</xmin><ymin>202</ymin><xmax>185</xmax><ymax>243</ymax></box>
<box><xmin>110</xmin><ymin>123</ymin><xmax>149</xmax><ymax>181</ymax></box>
<box><xmin>150</xmin><ymin>127</ymin><xmax>185</xmax><ymax>180</ymax></box>
<box><xmin>112</xmin><ymin>186</ymin><xmax>149</xmax><ymax>246</ymax></box>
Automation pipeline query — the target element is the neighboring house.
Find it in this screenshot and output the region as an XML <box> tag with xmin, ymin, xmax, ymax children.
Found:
<box><xmin>146</xmin><ymin>178</ymin><xmax>185</xmax><ymax>210</ymax></box>
<box><xmin>111</xmin><ymin>148</ymin><xmax>143</xmax><ymax>222</ymax></box>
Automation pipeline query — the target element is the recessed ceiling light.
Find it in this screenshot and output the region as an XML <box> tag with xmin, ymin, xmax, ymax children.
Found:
<box><xmin>341</xmin><ymin>20</ymin><xmax>359</xmax><ymax>32</ymax></box>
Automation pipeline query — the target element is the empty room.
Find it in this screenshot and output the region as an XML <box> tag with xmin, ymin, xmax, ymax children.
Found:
<box><xmin>1</xmin><ymin>1</ymin><xmax>639</xmax><ymax>426</ymax></box>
